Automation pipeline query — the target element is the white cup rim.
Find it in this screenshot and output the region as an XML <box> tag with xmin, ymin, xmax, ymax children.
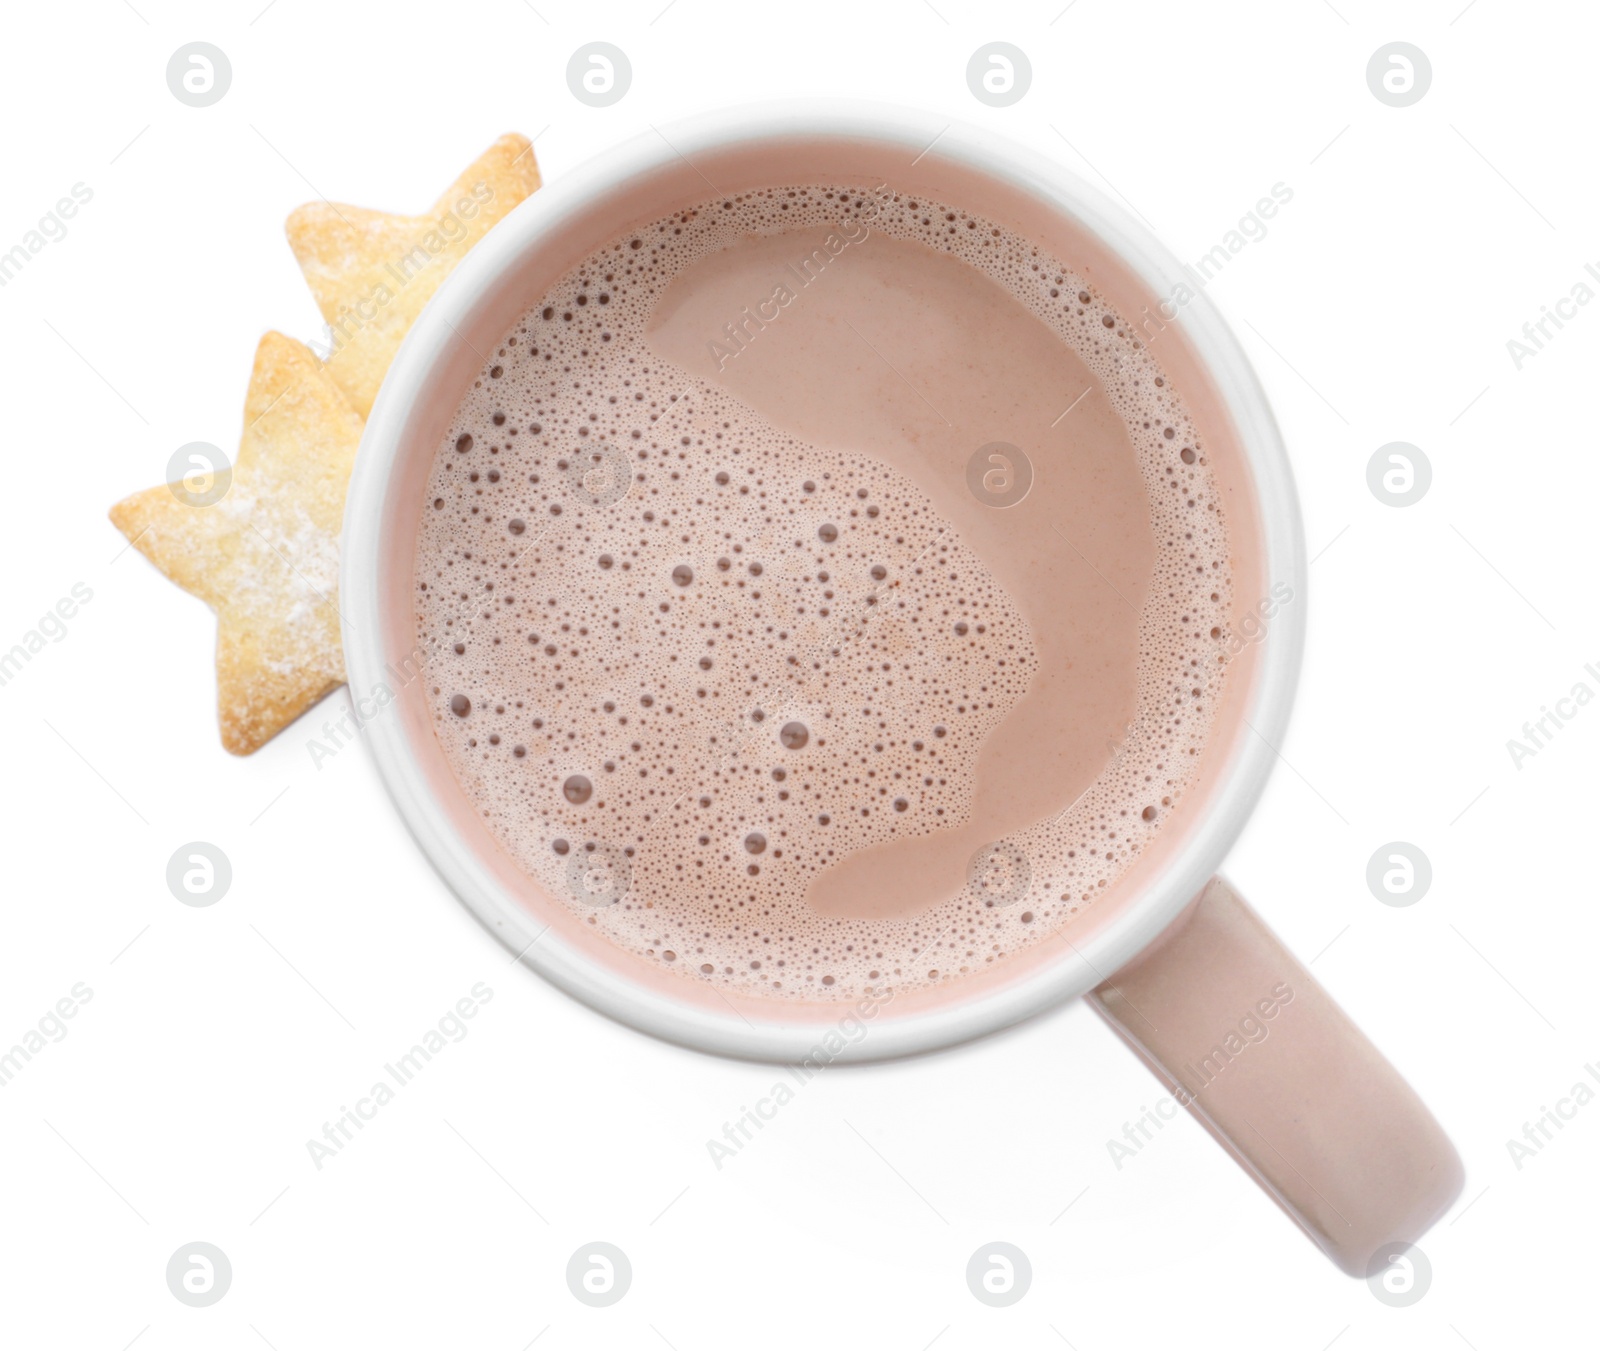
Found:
<box><xmin>341</xmin><ymin>98</ymin><xmax>1306</xmax><ymax>1064</ymax></box>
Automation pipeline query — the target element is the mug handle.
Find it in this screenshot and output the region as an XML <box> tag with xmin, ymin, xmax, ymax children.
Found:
<box><xmin>1087</xmin><ymin>876</ymin><xmax>1463</xmax><ymax>1276</ymax></box>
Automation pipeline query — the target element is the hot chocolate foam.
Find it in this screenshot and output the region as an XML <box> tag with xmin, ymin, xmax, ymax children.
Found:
<box><xmin>412</xmin><ymin>184</ymin><xmax>1236</xmax><ymax>1001</ymax></box>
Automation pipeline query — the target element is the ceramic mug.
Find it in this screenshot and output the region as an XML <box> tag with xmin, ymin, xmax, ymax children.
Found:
<box><xmin>341</xmin><ymin>100</ymin><xmax>1463</xmax><ymax>1276</ymax></box>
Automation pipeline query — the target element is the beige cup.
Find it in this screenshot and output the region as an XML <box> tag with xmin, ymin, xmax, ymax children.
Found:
<box><xmin>340</xmin><ymin>100</ymin><xmax>1463</xmax><ymax>1276</ymax></box>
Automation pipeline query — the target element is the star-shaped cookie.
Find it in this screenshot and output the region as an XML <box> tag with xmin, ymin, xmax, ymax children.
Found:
<box><xmin>286</xmin><ymin>131</ymin><xmax>542</xmax><ymax>417</ymax></box>
<box><xmin>109</xmin><ymin>332</ymin><xmax>363</xmax><ymax>755</ymax></box>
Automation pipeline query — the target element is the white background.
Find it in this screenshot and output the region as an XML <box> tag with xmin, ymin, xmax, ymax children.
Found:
<box><xmin>1</xmin><ymin>1</ymin><xmax>1593</xmax><ymax>1346</ymax></box>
